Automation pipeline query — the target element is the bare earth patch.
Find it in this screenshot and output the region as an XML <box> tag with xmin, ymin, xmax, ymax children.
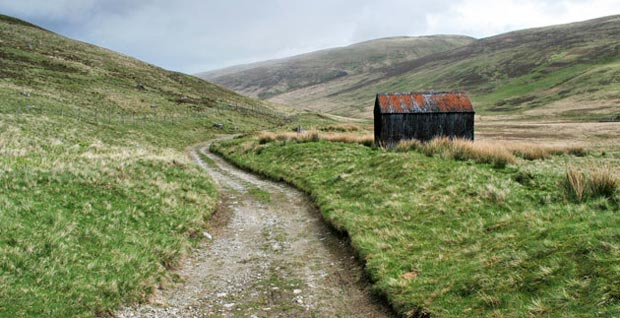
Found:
<box><xmin>116</xmin><ymin>142</ymin><xmax>393</xmax><ymax>318</ymax></box>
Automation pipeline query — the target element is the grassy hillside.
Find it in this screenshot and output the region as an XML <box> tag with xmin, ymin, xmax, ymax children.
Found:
<box><xmin>212</xmin><ymin>133</ymin><xmax>620</xmax><ymax>318</ymax></box>
<box><xmin>0</xmin><ymin>14</ymin><xmax>282</xmax><ymax>317</ymax></box>
<box><xmin>344</xmin><ymin>15</ymin><xmax>620</xmax><ymax>119</ymax></box>
<box><xmin>198</xmin><ymin>35</ymin><xmax>475</xmax><ymax>100</ymax></box>
<box><xmin>205</xmin><ymin>15</ymin><xmax>620</xmax><ymax>119</ymax></box>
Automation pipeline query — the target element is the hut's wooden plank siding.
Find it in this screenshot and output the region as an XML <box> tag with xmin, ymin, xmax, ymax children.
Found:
<box><xmin>374</xmin><ymin>92</ymin><xmax>475</xmax><ymax>147</ymax></box>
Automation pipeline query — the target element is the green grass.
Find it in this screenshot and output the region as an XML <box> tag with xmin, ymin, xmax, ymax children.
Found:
<box><xmin>212</xmin><ymin>137</ymin><xmax>620</xmax><ymax>318</ymax></box>
<box><xmin>0</xmin><ymin>14</ymin><xmax>282</xmax><ymax>317</ymax></box>
<box><xmin>248</xmin><ymin>186</ymin><xmax>272</xmax><ymax>203</ymax></box>
<box><xmin>206</xmin><ymin>15</ymin><xmax>620</xmax><ymax>119</ymax></box>
<box><xmin>0</xmin><ymin>120</ymin><xmax>218</xmax><ymax>318</ymax></box>
<box><xmin>199</xmin><ymin>35</ymin><xmax>475</xmax><ymax>100</ymax></box>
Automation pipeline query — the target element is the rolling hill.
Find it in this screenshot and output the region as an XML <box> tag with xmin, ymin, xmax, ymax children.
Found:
<box><xmin>0</xmin><ymin>14</ymin><xmax>281</xmax><ymax>317</ymax></box>
<box><xmin>203</xmin><ymin>15</ymin><xmax>620</xmax><ymax>119</ymax></box>
<box><xmin>198</xmin><ymin>35</ymin><xmax>475</xmax><ymax>101</ymax></box>
<box><xmin>0</xmin><ymin>14</ymin><xmax>281</xmax><ymax>126</ymax></box>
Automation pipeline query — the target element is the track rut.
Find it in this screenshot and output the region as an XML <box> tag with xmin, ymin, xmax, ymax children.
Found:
<box><xmin>117</xmin><ymin>141</ymin><xmax>393</xmax><ymax>318</ymax></box>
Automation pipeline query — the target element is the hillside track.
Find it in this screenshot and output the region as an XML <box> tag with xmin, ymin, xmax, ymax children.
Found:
<box><xmin>117</xmin><ymin>139</ymin><xmax>393</xmax><ymax>318</ymax></box>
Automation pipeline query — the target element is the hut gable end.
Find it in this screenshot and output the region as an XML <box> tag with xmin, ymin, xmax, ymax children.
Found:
<box><xmin>374</xmin><ymin>92</ymin><xmax>475</xmax><ymax>147</ymax></box>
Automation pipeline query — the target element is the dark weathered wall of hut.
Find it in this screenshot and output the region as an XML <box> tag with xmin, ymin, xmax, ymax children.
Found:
<box><xmin>375</xmin><ymin>112</ymin><xmax>474</xmax><ymax>147</ymax></box>
<box><xmin>374</xmin><ymin>105</ymin><xmax>382</xmax><ymax>145</ymax></box>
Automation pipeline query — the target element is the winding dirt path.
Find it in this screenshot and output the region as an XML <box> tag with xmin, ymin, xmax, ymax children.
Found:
<box><xmin>117</xmin><ymin>141</ymin><xmax>394</xmax><ymax>318</ymax></box>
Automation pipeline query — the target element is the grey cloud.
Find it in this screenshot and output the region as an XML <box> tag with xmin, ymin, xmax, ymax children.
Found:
<box><xmin>0</xmin><ymin>0</ymin><xmax>617</xmax><ymax>73</ymax></box>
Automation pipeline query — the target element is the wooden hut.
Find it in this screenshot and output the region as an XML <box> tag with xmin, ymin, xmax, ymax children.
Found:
<box><xmin>374</xmin><ymin>92</ymin><xmax>475</xmax><ymax>147</ymax></box>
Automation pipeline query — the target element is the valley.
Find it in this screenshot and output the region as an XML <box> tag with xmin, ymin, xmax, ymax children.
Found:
<box><xmin>202</xmin><ymin>15</ymin><xmax>620</xmax><ymax>120</ymax></box>
<box><xmin>0</xmin><ymin>14</ymin><xmax>282</xmax><ymax>317</ymax></box>
<box><xmin>1</xmin><ymin>11</ymin><xmax>619</xmax><ymax>318</ymax></box>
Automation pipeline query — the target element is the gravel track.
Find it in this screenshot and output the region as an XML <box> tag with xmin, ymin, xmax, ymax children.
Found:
<box><xmin>117</xmin><ymin>141</ymin><xmax>393</xmax><ymax>318</ymax></box>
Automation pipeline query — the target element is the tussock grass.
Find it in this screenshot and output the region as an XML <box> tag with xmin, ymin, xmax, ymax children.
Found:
<box><xmin>0</xmin><ymin>116</ymin><xmax>222</xmax><ymax>317</ymax></box>
<box><xmin>503</xmin><ymin>142</ymin><xmax>586</xmax><ymax>160</ymax></box>
<box><xmin>396</xmin><ymin>137</ymin><xmax>587</xmax><ymax>167</ymax></box>
<box><xmin>213</xmin><ymin>136</ymin><xmax>620</xmax><ymax>318</ymax></box>
<box><xmin>590</xmin><ymin>167</ymin><xmax>619</xmax><ymax>199</ymax></box>
<box><xmin>565</xmin><ymin>165</ymin><xmax>619</xmax><ymax>202</ymax></box>
<box><xmin>396</xmin><ymin>137</ymin><xmax>516</xmax><ymax>167</ymax></box>
<box><xmin>321</xmin><ymin>132</ymin><xmax>374</xmax><ymax>146</ymax></box>
<box><xmin>257</xmin><ymin>130</ymin><xmax>373</xmax><ymax>146</ymax></box>
<box><xmin>319</xmin><ymin>123</ymin><xmax>362</xmax><ymax>132</ymax></box>
<box><xmin>565</xmin><ymin>167</ymin><xmax>587</xmax><ymax>201</ymax></box>
<box><xmin>258</xmin><ymin>130</ymin><xmax>319</xmax><ymax>143</ymax></box>
<box><xmin>0</xmin><ymin>14</ymin><xmax>280</xmax><ymax>317</ymax></box>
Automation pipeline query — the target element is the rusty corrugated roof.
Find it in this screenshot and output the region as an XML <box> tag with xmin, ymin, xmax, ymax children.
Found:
<box><xmin>376</xmin><ymin>92</ymin><xmax>474</xmax><ymax>114</ymax></box>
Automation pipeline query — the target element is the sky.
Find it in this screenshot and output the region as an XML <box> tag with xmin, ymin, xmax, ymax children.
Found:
<box><xmin>1</xmin><ymin>0</ymin><xmax>619</xmax><ymax>74</ymax></box>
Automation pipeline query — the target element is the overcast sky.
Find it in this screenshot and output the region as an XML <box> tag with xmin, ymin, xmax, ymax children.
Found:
<box><xmin>1</xmin><ymin>0</ymin><xmax>618</xmax><ymax>74</ymax></box>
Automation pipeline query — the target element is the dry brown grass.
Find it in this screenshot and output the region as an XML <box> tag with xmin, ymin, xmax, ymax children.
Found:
<box><xmin>565</xmin><ymin>165</ymin><xmax>619</xmax><ymax>202</ymax></box>
<box><xmin>395</xmin><ymin>137</ymin><xmax>516</xmax><ymax>167</ymax></box>
<box><xmin>394</xmin><ymin>139</ymin><xmax>422</xmax><ymax>152</ymax></box>
<box><xmin>320</xmin><ymin>123</ymin><xmax>362</xmax><ymax>132</ymax></box>
<box><xmin>321</xmin><ymin>132</ymin><xmax>374</xmax><ymax>146</ymax></box>
<box><xmin>257</xmin><ymin>130</ymin><xmax>373</xmax><ymax>146</ymax></box>
<box><xmin>504</xmin><ymin>143</ymin><xmax>586</xmax><ymax>160</ymax></box>
<box><xmin>589</xmin><ymin>166</ymin><xmax>619</xmax><ymax>199</ymax></box>
<box><xmin>258</xmin><ymin>130</ymin><xmax>319</xmax><ymax>144</ymax></box>
<box><xmin>565</xmin><ymin>167</ymin><xmax>587</xmax><ymax>201</ymax></box>
<box><xmin>395</xmin><ymin>137</ymin><xmax>587</xmax><ymax>167</ymax></box>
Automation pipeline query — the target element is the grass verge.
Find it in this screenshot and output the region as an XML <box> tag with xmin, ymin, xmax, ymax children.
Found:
<box><xmin>0</xmin><ymin>114</ymin><xmax>224</xmax><ymax>318</ymax></box>
<box><xmin>212</xmin><ymin>136</ymin><xmax>620</xmax><ymax>318</ymax></box>
<box><xmin>396</xmin><ymin>137</ymin><xmax>586</xmax><ymax>168</ymax></box>
<box><xmin>0</xmin><ymin>14</ymin><xmax>282</xmax><ymax>317</ymax></box>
